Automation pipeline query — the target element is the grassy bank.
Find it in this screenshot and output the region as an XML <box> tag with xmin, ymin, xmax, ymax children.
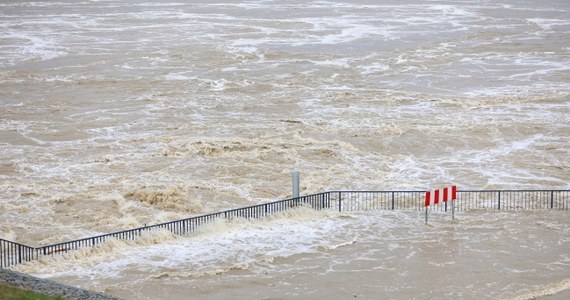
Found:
<box><xmin>0</xmin><ymin>284</ymin><xmax>64</xmax><ymax>300</ymax></box>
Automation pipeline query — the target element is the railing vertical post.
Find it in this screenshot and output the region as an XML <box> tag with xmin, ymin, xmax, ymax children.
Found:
<box><xmin>338</xmin><ymin>192</ymin><xmax>342</xmax><ymax>212</ymax></box>
<box><xmin>391</xmin><ymin>192</ymin><xmax>395</xmax><ymax>210</ymax></box>
<box><xmin>551</xmin><ymin>191</ymin><xmax>554</xmax><ymax>209</ymax></box>
<box><xmin>18</xmin><ymin>245</ymin><xmax>22</xmax><ymax>264</ymax></box>
<box><xmin>498</xmin><ymin>191</ymin><xmax>501</xmax><ymax>210</ymax></box>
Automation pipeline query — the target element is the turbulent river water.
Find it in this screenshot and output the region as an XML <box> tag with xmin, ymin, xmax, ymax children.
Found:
<box><xmin>1</xmin><ymin>0</ymin><xmax>569</xmax><ymax>299</ymax></box>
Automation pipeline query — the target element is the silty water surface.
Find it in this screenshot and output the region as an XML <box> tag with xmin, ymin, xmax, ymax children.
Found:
<box><xmin>1</xmin><ymin>0</ymin><xmax>569</xmax><ymax>299</ymax></box>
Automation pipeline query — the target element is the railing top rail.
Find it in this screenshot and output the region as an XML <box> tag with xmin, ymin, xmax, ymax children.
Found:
<box><xmin>41</xmin><ymin>199</ymin><xmax>307</xmax><ymax>248</ymax></box>
<box><xmin>221</xmin><ymin>195</ymin><xmax>314</xmax><ymax>213</ymax></box>
<box><xmin>0</xmin><ymin>238</ymin><xmax>34</xmax><ymax>248</ymax></box>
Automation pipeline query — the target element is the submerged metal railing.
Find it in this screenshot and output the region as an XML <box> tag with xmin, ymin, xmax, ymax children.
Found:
<box><xmin>0</xmin><ymin>239</ymin><xmax>36</xmax><ymax>268</ymax></box>
<box><xmin>329</xmin><ymin>190</ymin><xmax>570</xmax><ymax>212</ymax></box>
<box><xmin>1</xmin><ymin>190</ymin><xmax>568</xmax><ymax>268</ymax></box>
<box><xmin>0</xmin><ymin>192</ymin><xmax>331</xmax><ymax>269</ymax></box>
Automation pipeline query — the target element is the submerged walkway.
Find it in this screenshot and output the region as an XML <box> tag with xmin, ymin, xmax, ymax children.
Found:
<box><xmin>1</xmin><ymin>189</ymin><xmax>569</xmax><ymax>269</ymax></box>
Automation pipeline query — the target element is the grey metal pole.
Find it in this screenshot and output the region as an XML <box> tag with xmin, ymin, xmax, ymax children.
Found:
<box><xmin>452</xmin><ymin>199</ymin><xmax>455</xmax><ymax>220</ymax></box>
<box><xmin>425</xmin><ymin>207</ymin><xmax>428</xmax><ymax>225</ymax></box>
<box><xmin>292</xmin><ymin>171</ymin><xmax>300</xmax><ymax>198</ymax></box>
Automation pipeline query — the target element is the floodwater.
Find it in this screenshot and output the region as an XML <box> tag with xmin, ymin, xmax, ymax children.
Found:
<box><xmin>11</xmin><ymin>209</ymin><xmax>570</xmax><ymax>299</ymax></box>
<box><xmin>1</xmin><ymin>0</ymin><xmax>569</xmax><ymax>299</ymax></box>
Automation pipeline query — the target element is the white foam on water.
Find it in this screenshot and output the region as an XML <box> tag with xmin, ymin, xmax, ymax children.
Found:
<box><xmin>527</xmin><ymin>18</ymin><xmax>570</xmax><ymax>31</ymax></box>
<box><xmin>13</xmin><ymin>207</ymin><xmax>349</xmax><ymax>277</ymax></box>
<box><xmin>509</xmin><ymin>278</ymin><xmax>570</xmax><ymax>300</ymax></box>
<box><xmin>11</xmin><ymin>209</ymin><xmax>568</xmax><ymax>299</ymax></box>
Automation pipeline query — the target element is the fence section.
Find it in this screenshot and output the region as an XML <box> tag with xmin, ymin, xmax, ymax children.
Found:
<box><xmin>456</xmin><ymin>190</ymin><xmax>570</xmax><ymax>211</ymax></box>
<box><xmin>4</xmin><ymin>193</ymin><xmax>330</xmax><ymax>269</ymax></box>
<box><xmin>332</xmin><ymin>190</ymin><xmax>570</xmax><ymax>212</ymax></box>
<box><xmin>0</xmin><ymin>239</ymin><xmax>36</xmax><ymax>269</ymax></box>
<box><xmin>1</xmin><ymin>190</ymin><xmax>568</xmax><ymax>268</ymax></box>
<box><xmin>328</xmin><ymin>191</ymin><xmax>428</xmax><ymax>211</ymax></box>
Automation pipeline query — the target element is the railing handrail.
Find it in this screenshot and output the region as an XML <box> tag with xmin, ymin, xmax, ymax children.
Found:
<box><xmin>33</xmin><ymin>195</ymin><xmax>313</xmax><ymax>249</ymax></box>
<box><xmin>0</xmin><ymin>238</ymin><xmax>34</xmax><ymax>248</ymax></box>
<box><xmin>1</xmin><ymin>189</ymin><xmax>569</xmax><ymax>268</ymax></box>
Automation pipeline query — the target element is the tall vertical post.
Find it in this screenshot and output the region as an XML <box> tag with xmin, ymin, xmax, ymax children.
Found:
<box><xmin>292</xmin><ymin>171</ymin><xmax>300</xmax><ymax>198</ymax></box>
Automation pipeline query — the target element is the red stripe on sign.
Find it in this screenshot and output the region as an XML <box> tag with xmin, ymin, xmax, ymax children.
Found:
<box><xmin>434</xmin><ymin>189</ymin><xmax>440</xmax><ymax>204</ymax></box>
<box><xmin>443</xmin><ymin>187</ymin><xmax>449</xmax><ymax>202</ymax></box>
<box><xmin>425</xmin><ymin>191</ymin><xmax>431</xmax><ymax>206</ymax></box>
<box><xmin>452</xmin><ymin>185</ymin><xmax>457</xmax><ymax>200</ymax></box>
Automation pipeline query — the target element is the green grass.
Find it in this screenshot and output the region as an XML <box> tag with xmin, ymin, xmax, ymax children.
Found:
<box><xmin>0</xmin><ymin>284</ymin><xmax>64</xmax><ymax>300</ymax></box>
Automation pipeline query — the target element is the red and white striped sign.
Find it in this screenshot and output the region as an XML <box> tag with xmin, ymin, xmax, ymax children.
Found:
<box><xmin>425</xmin><ymin>186</ymin><xmax>457</xmax><ymax>206</ymax></box>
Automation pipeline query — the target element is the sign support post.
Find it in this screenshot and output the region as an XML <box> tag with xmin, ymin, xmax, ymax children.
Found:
<box><xmin>451</xmin><ymin>185</ymin><xmax>457</xmax><ymax>220</ymax></box>
<box><xmin>452</xmin><ymin>198</ymin><xmax>455</xmax><ymax>220</ymax></box>
<box><xmin>424</xmin><ymin>191</ymin><xmax>431</xmax><ymax>225</ymax></box>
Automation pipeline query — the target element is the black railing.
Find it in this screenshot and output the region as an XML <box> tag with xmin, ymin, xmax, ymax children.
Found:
<box><xmin>0</xmin><ymin>239</ymin><xmax>37</xmax><ymax>269</ymax></box>
<box><xmin>457</xmin><ymin>190</ymin><xmax>569</xmax><ymax>211</ymax></box>
<box><xmin>329</xmin><ymin>190</ymin><xmax>570</xmax><ymax>212</ymax></box>
<box><xmin>0</xmin><ymin>190</ymin><xmax>568</xmax><ymax>268</ymax></box>
<box><xmin>329</xmin><ymin>190</ymin><xmax>428</xmax><ymax>211</ymax></box>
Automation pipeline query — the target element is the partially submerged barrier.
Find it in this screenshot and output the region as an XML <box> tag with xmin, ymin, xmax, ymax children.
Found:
<box><xmin>330</xmin><ymin>189</ymin><xmax>570</xmax><ymax>212</ymax></box>
<box><xmin>1</xmin><ymin>189</ymin><xmax>569</xmax><ymax>268</ymax></box>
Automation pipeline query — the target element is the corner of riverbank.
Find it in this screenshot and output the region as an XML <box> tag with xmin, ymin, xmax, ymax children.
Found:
<box><xmin>0</xmin><ymin>269</ymin><xmax>122</xmax><ymax>300</ymax></box>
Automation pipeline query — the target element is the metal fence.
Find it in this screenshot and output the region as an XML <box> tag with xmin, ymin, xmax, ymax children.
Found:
<box><xmin>329</xmin><ymin>190</ymin><xmax>570</xmax><ymax>212</ymax></box>
<box><xmin>0</xmin><ymin>192</ymin><xmax>330</xmax><ymax>269</ymax></box>
<box><xmin>329</xmin><ymin>191</ymin><xmax>427</xmax><ymax>211</ymax></box>
<box><xmin>1</xmin><ymin>190</ymin><xmax>568</xmax><ymax>268</ymax></box>
<box><xmin>457</xmin><ymin>190</ymin><xmax>569</xmax><ymax>211</ymax></box>
<box><xmin>0</xmin><ymin>239</ymin><xmax>37</xmax><ymax>269</ymax></box>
